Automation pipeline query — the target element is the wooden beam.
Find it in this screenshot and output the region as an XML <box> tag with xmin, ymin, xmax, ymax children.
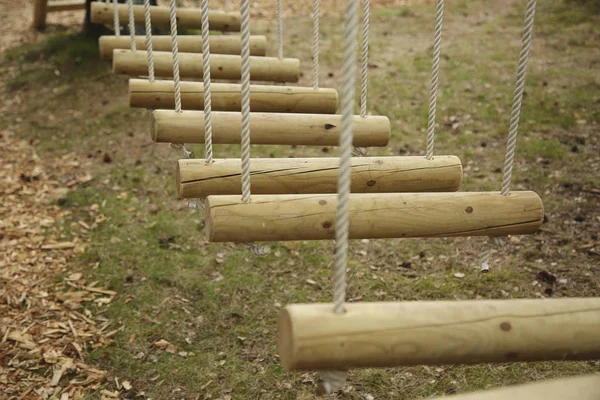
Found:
<box><xmin>278</xmin><ymin>299</ymin><xmax>600</xmax><ymax>370</ymax></box>
<box><xmin>47</xmin><ymin>0</ymin><xmax>86</xmax><ymax>12</ymax></box>
<box><xmin>129</xmin><ymin>79</ymin><xmax>339</xmax><ymax>114</ymax></box>
<box><xmin>427</xmin><ymin>375</ymin><xmax>600</xmax><ymax>400</ymax></box>
<box><xmin>91</xmin><ymin>2</ymin><xmax>240</xmax><ymax>32</ymax></box>
<box><xmin>177</xmin><ymin>156</ymin><xmax>462</xmax><ymax>198</ymax></box>
<box><xmin>99</xmin><ymin>35</ymin><xmax>267</xmax><ymax>59</ymax></box>
<box><xmin>152</xmin><ymin>111</ymin><xmax>389</xmax><ymax>146</ymax></box>
<box><xmin>113</xmin><ymin>50</ymin><xmax>300</xmax><ymax>82</ymax></box>
<box><xmin>205</xmin><ymin>191</ymin><xmax>543</xmax><ymax>242</ymax></box>
<box><xmin>32</xmin><ymin>0</ymin><xmax>48</xmax><ymax>29</ymax></box>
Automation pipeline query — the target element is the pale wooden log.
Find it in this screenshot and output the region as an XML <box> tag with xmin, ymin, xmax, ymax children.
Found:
<box><xmin>98</xmin><ymin>35</ymin><xmax>267</xmax><ymax>59</ymax></box>
<box><xmin>129</xmin><ymin>79</ymin><xmax>338</xmax><ymax>114</ymax></box>
<box><xmin>33</xmin><ymin>0</ymin><xmax>48</xmax><ymax>29</ymax></box>
<box><xmin>113</xmin><ymin>50</ymin><xmax>300</xmax><ymax>82</ymax></box>
<box><xmin>278</xmin><ymin>298</ymin><xmax>600</xmax><ymax>370</ymax></box>
<box><xmin>177</xmin><ymin>157</ymin><xmax>462</xmax><ymax>198</ymax></box>
<box><xmin>428</xmin><ymin>375</ymin><xmax>600</xmax><ymax>400</ymax></box>
<box><xmin>90</xmin><ymin>2</ymin><xmax>240</xmax><ymax>32</ymax></box>
<box><xmin>152</xmin><ymin>111</ymin><xmax>389</xmax><ymax>146</ymax></box>
<box><xmin>47</xmin><ymin>0</ymin><xmax>86</xmax><ymax>12</ymax></box>
<box><xmin>205</xmin><ymin>191</ymin><xmax>543</xmax><ymax>242</ymax></box>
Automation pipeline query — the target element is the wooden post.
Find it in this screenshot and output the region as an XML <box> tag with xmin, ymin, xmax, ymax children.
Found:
<box><xmin>205</xmin><ymin>191</ymin><xmax>543</xmax><ymax>242</ymax></box>
<box><xmin>91</xmin><ymin>2</ymin><xmax>240</xmax><ymax>32</ymax></box>
<box><xmin>99</xmin><ymin>35</ymin><xmax>268</xmax><ymax>59</ymax></box>
<box><xmin>153</xmin><ymin>111</ymin><xmax>390</xmax><ymax>146</ymax></box>
<box><xmin>33</xmin><ymin>0</ymin><xmax>49</xmax><ymax>29</ymax></box>
<box><xmin>177</xmin><ymin>157</ymin><xmax>462</xmax><ymax>198</ymax></box>
<box><xmin>129</xmin><ymin>79</ymin><xmax>339</xmax><ymax>114</ymax></box>
<box><xmin>278</xmin><ymin>299</ymin><xmax>600</xmax><ymax>370</ymax></box>
<box><xmin>113</xmin><ymin>50</ymin><xmax>300</xmax><ymax>82</ymax></box>
<box><xmin>427</xmin><ymin>375</ymin><xmax>600</xmax><ymax>400</ymax></box>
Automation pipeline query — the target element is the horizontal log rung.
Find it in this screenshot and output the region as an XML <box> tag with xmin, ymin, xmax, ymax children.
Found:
<box><xmin>153</xmin><ymin>111</ymin><xmax>390</xmax><ymax>146</ymax></box>
<box><xmin>177</xmin><ymin>156</ymin><xmax>462</xmax><ymax>198</ymax></box>
<box><xmin>205</xmin><ymin>191</ymin><xmax>544</xmax><ymax>242</ymax></box>
<box><xmin>128</xmin><ymin>79</ymin><xmax>339</xmax><ymax>114</ymax></box>
<box><xmin>279</xmin><ymin>299</ymin><xmax>600</xmax><ymax>371</ymax></box>
<box><xmin>48</xmin><ymin>0</ymin><xmax>85</xmax><ymax>12</ymax></box>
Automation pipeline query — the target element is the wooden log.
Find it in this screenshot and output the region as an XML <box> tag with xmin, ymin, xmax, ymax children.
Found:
<box><xmin>113</xmin><ymin>50</ymin><xmax>300</xmax><ymax>82</ymax></box>
<box><xmin>90</xmin><ymin>2</ymin><xmax>240</xmax><ymax>32</ymax></box>
<box><xmin>205</xmin><ymin>191</ymin><xmax>543</xmax><ymax>242</ymax></box>
<box><xmin>33</xmin><ymin>0</ymin><xmax>48</xmax><ymax>29</ymax></box>
<box><xmin>98</xmin><ymin>35</ymin><xmax>267</xmax><ymax>59</ymax></box>
<box><xmin>47</xmin><ymin>0</ymin><xmax>86</xmax><ymax>12</ymax></box>
<box><xmin>428</xmin><ymin>375</ymin><xmax>600</xmax><ymax>400</ymax></box>
<box><xmin>177</xmin><ymin>156</ymin><xmax>462</xmax><ymax>198</ymax></box>
<box><xmin>278</xmin><ymin>298</ymin><xmax>600</xmax><ymax>370</ymax></box>
<box><xmin>129</xmin><ymin>79</ymin><xmax>338</xmax><ymax>114</ymax></box>
<box><xmin>152</xmin><ymin>111</ymin><xmax>390</xmax><ymax>146</ymax></box>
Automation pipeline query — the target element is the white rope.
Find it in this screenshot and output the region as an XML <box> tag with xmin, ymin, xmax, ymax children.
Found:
<box><xmin>318</xmin><ymin>0</ymin><xmax>360</xmax><ymax>393</ymax></box>
<box><xmin>359</xmin><ymin>0</ymin><xmax>369</xmax><ymax>118</ymax></box>
<box><xmin>501</xmin><ymin>0</ymin><xmax>536</xmax><ymax>196</ymax></box>
<box><xmin>480</xmin><ymin>236</ymin><xmax>507</xmax><ymax>272</ymax></box>
<box><xmin>312</xmin><ymin>0</ymin><xmax>319</xmax><ymax>89</ymax></box>
<box><xmin>168</xmin><ymin>0</ymin><xmax>182</xmax><ymax>113</ymax></box>
<box><xmin>425</xmin><ymin>0</ymin><xmax>444</xmax><ymax>160</ymax></box>
<box><xmin>481</xmin><ymin>0</ymin><xmax>536</xmax><ymax>273</ymax></box>
<box><xmin>200</xmin><ymin>0</ymin><xmax>214</xmax><ymax>163</ymax></box>
<box><xmin>224</xmin><ymin>0</ymin><xmax>228</xmax><ymax>11</ymax></box>
<box><xmin>277</xmin><ymin>0</ymin><xmax>284</xmax><ymax>59</ymax></box>
<box><xmin>240</xmin><ymin>0</ymin><xmax>252</xmax><ymax>202</ymax></box>
<box><xmin>113</xmin><ymin>0</ymin><xmax>120</xmax><ymax>37</ymax></box>
<box><xmin>127</xmin><ymin>0</ymin><xmax>137</xmax><ymax>51</ymax></box>
<box><xmin>143</xmin><ymin>0</ymin><xmax>155</xmax><ymax>81</ymax></box>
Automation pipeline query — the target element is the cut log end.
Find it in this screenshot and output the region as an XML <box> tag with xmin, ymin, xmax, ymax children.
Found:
<box><xmin>278</xmin><ymin>307</ymin><xmax>296</xmax><ymax>371</ymax></box>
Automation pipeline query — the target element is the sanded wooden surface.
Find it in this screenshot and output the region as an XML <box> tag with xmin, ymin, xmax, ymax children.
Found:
<box><xmin>91</xmin><ymin>2</ymin><xmax>240</xmax><ymax>31</ymax></box>
<box><xmin>177</xmin><ymin>156</ymin><xmax>462</xmax><ymax>198</ymax></box>
<box><xmin>152</xmin><ymin>111</ymin><xmax>389</xmax><ymax>146</ymax></box>
<box><xmin>129</xmin><ymin>79</ymin><xmax>339</xmax><ymax>114</ymax></box>
<box><xmin>428</xmin><ymin>375</ymin><xmax>600</xmax><ymax>400</ymax></box>
<box><xmin>205</xmin><ymin>191</ymin><xmax>543</xmax><ymax>242</ymax></box>
<box><xmin>113</xmin><ymin>50</ymin><xmax>300</xmax><ymax>82</ymax></box>
<box><xmin>99</xmin><ymin>35</ymin><xmax>267</xmax><ymax>59</ymax></box>
<box><xmin>278</xmin><ymin>299</ymin><xmax>600</xmax><ymax>370</ymax></box>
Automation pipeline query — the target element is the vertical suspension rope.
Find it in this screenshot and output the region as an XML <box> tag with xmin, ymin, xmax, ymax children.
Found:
<box><xmin>359</xmin><ymin>0</ymin><xmax>369</xmax><ymax>118</ymax></box>
<box><xmin>143</xmin><ymin>0</ymin><xmax>155</xmax><ymax>82</ymax></box>
<box><xmin>277</xmin><ymin>0</ymin><xmax>284</xmax><ymax>59</ymax></box>
<box><xmin>113</xmin><ymin>0</ymin><xmax>120</xmax><ymax>37</ymax></box>
<box><xmin>224</xmin><ymin>0</ymin><xmax>228</xmax><ymax>11</ymax></box>
<box><xmin>168</xmin><ymin>0</ymin><xmax>182</xmax><ymax>113</ymax></box>
<box><xmin>201</xmin><ymin>0</ymin><xmax>214</xmax><ymax>163</ymax></box>
<box><xmin>501</xmin><ymin>0</ymin><xmax>537</xmax><ymax>196</ymax></box>
<box><xmin>425</xmin><ymin>0</ymin><xmax>444</xmax><ymax>160</ymax></box>
<box><xmin>127</xmin><ymin>0</ymin><xmax>137</xmax><ymax>51</ymax></box>
<box><xmin>240</xmin><ymin>0</ymin><xmax>252</xmax><ymax>202</ymax></box>
<box><xmin>481</xmin><ymin>0</ymin><xmax>536</xmax><ymax>273</ymax></box>
<box><xmin>312</xmin><ymin>0</ymin><xmax>320</xmax><ymax>89</ymax></box>
<box><xmin>318</xmin><ymin>1</ymin><xmax>360</xmax><ymax>392</ymax></box>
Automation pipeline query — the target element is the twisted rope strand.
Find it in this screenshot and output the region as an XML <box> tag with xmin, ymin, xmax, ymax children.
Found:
<box><xmin>360</xmin><ymin>0</ymin><xmax>369</xmax><ymax>118</ymax></box>
<box><xmin>168</xmin><ymin>0</ymin><xmax>182</xmax><ymax>113</ymax></box>
<box><xmin>277</xmin><ymin>0</ymin><xmax>284</xmax><ymax>59</ymax></box>
<box><xmin>113</xmin><ymin>0</ymin><xmax>120</xmax><ymax>36</ymax></box>
<box><xmin>201</xmin><ymin>0</ymin><xmax>214</xmax><ymax>163</ymax></box>
<box><xmin>425</xmin><ymin>0</ymin><xmax>444</xmax><ymax>160</ymax></box>
<box><xmin>318</xmin><ymin>1</ymin><xmax>360</xmax><ymax>392</ymax></box>
<box><xmin>240</xmin><ymin>0</ymin><xmax>252</xmax><ymax>202</ymax></box>
<box><xmin>143</xmin><ymin>0</ymin><xmax>155</xmax><ymax>81</ymax></box>
<box><xmin>127</xmin><ymin>0</ymin><xmax>136</xmax><ymax>51</ymax></box>
<box><xmin>312</xmin><ymin>0</ymin><xmax>320</xmax><ymax>89</ymax></box>
<box><xmin>501</xmin><ymin>0</ymin><xmax>537</xmax><ymax>196</ymax></box>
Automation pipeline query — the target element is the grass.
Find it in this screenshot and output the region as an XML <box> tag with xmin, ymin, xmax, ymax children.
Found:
<box><xmin>1</xmin><ymin>0</ymin><xmax>599</xmax><ymax>398</ymax></box>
